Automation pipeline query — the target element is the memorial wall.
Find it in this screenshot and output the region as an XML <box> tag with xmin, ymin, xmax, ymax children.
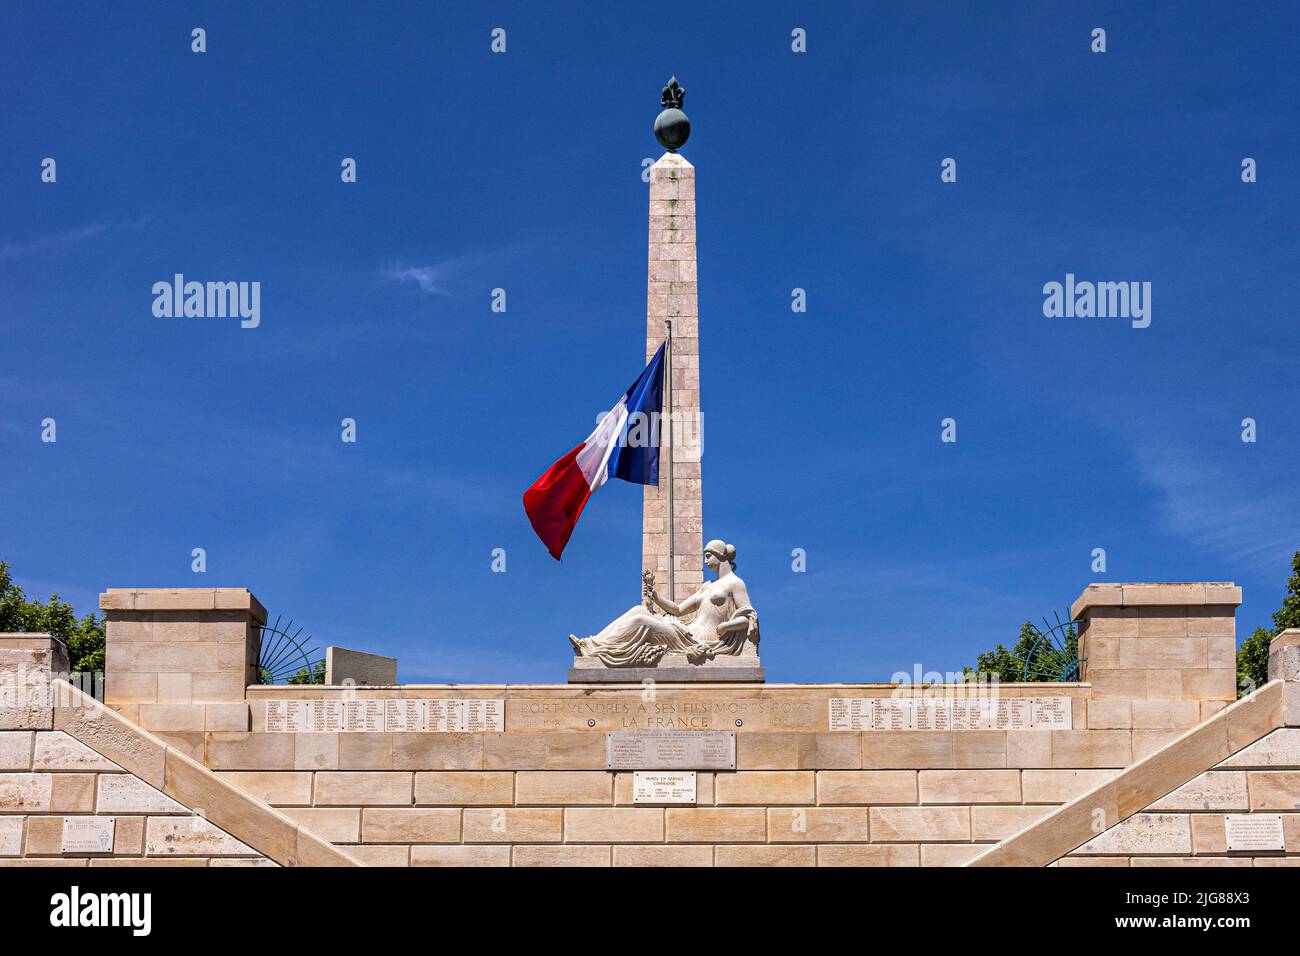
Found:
<box><xmin>8</xmin><ymin>583</ymin><xmax>1298</xmax><ymax>867</ymax></box>
<box><xmin>226</xmin><ymin>682</ymin><xmax>1109</xmax><ymax>867</ymax></box>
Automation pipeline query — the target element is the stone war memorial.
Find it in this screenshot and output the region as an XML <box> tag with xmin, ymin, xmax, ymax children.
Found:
<box><xmin>4</xmin><ymin>76</ymin><xmax>1300</xmax><ymax>888</ymax></box>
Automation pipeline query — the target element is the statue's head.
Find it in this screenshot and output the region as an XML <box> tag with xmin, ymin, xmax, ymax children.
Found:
<box><xmin>704</xmin><ymin>539</ymin><xmax>737</xmax><ymax>571</ymax></box>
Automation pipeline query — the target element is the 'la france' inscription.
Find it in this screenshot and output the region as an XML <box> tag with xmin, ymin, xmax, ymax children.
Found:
<box><xmin>828</xmin><ymin>697</ymin><xmax>1072</xmax><ymax>731</ymax></box>
<box><xmin>511</xmin><ymin>697</ymin><xmax>816</xmax><ymax>731</ymax></box>
<box><xmin>606</xmin><ymin>731</ymin><xmax>736</xmax><ymax>770</ymax></box>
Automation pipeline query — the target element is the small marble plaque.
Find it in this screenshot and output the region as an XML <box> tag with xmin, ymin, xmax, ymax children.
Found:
<box><xmin>343</xmin><ymin>700</ymin><xmax>386</xmax><ymax>732</ymax></box>
<box><xmin>61</xmin><ymin>816</ymin><xmax>115</xmax><ymax>853</ymax></box>
<box><xmin>265</xmin><ymin>700</ymin><xmax>313</xmax><ymax>733</ymax></box>
<box><xmin>310</xmin><ymin>700</ymin><xmax>345</xmax><ymax>733</ymax></box>
<box><xmin>462</xmin><ymin>699</ymin><xmax>504</xmax><ymax>732</ymax></box>
<box><xmin>606</xmin><ymin>731</ymin><xmax>736</xmax><ymax>770</ymax></box>
<box><xmin>425</xmin><ymin>699</ymin><xmax>458</xmax><ymax>733</ymax></box>
<box><xmin>1027</xmin><ymin>697</ymin><xmax>1071</xmax><ymax>729</ymax></box>
<box><xmin>633</xmin><ymin>771</ymin><xmax>697</xmax><ymax>804</ymax></box>
<box><xmin>386</xmin><ymin>699</ymin><xmax>426</xmax><ymax>732</ymax></box>
<box><xmin>949</xmin><ymin>698</ymin><xmax>987</xmax><ymax>731</ymax></box>
<box><xmin>1224</xmin><ymin>814</ymin><xmax>1285</xmax><ymax>852</ymax></box>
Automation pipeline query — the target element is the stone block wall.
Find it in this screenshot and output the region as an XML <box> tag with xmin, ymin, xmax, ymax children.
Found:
<box><xmin>1060</xmin><ymin>727</ymin><xmax>1300</xmax><ymax>866</ymax></box>
<box><xmin>1</xmin><ymin>635</ymin><xmax>273</xmax><ymax>866</ymax></box>
<box><xmin>0</xmin><ymin>727</ymin><xmax>272</xmax><ymax>867</ymax></box>
<box><xmin>970</xmin><ymin>672</ymin><xmax>1300</xmax><ymax>866</ymax></box>
<box><xmin>58</xmin><ymin>581</ymin><xmax>1248</xmax><ymax>867</ymax></box>
<box><xmin>1</xmin><ymin>635</ymin><xmax>357</xmax><ymax>867</ymax></box>
<box><xmin>205</xmin><ymin>682</ymin><xmax>1159</xmax><ymax>867</ymax></box>
<box><xmin>1046</xmin><ymin>629</ymin><xmax>1300</xmax><ymax>867</ymax></box>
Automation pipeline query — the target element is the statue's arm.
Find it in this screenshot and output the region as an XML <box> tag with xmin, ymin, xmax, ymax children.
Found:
<box><xmin>716</xmin><ymin>616</ymin><xmax>748</xmax><ymax>635</ymax></box>
<box><xmin>653</xmin><ymin>587</ymin><xmax>704</xmax><ymax>618</ymax></box>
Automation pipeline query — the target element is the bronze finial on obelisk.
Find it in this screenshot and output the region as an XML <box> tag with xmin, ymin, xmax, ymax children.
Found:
<box><xmin>654</xmin><ymin>76</ymin><xmax>691</xmax><ymax>152</ymax></box>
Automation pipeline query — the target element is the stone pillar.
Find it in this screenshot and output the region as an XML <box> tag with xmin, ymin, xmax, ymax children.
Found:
<box><xmin>643</xmin><ymin>152</ymin><xmax>703</xmax><ymax>601</ymax></box>
<box><xmin>325</xmin><ymin>646</ymin><xmax>397</xmax><ymax>685</ymax></box>
<box><xmin>100</xmin><ymin>588</ymin><xmax>266</xmax><ymax>747</ymax></box>
<box><xmin>0</xmin><ymin>634</ymin><xmax>68</xmax><ymax>730</ymax></box>
<box><xmin>1269</xmin><ymin>629</ymin><xmax>1300</xmax><ymax>682</ymax></box>
<box><xmin>1072</xmin><ymin>583</ymin><xmax>1240</xmax><ymax>726</ymax></box>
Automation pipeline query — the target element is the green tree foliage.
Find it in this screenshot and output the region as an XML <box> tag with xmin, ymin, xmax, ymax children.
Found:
<box><xmin>965</xmin><ymin>619</ymin><xmax>1078</xmax><ymax>683</ymax></box>
<box><xmin>1236</xmin><ymin>549</ymin><xmax>1300</xmax><ymax>696</ymax></box>
<box><xmin>286</xmin><ymin>660</ymin><xmax>326</xmax><ymax>685</ymax></box>
<box><xmin>1237</xmin><ymin>628</ymin><xmax>1272</xmax><ymax>696</ymax></box>
<box><xmin>0</xmin><ymin>561</ymin><xmax>105</xmax><ymax>673</ymax></box>
<box><xmin>1272</xmin><ymin>550</ymin><xmax>1300</xmax><ymax>633</ymax></box>
<box><xmin>969</xmin><ymin>641</ymin><xmax>1019</xmax><ymax>683</ymax></box>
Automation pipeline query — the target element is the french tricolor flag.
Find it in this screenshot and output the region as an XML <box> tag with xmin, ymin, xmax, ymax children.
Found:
<box><xmin>524</xmin><ymin>343</ymin><xmax>665</xmax><ymax>559</ymax></box>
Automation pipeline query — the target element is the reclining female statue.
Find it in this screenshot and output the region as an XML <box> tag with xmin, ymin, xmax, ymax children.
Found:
<box><xmin>569</xmin><ymin>538</ymin><xmax>760</xmax><ymax>667</ymax></box>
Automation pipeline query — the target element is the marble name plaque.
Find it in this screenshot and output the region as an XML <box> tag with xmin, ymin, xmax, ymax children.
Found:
<box><xmin>386</xmin><ymin>699</ymin><xmax>425</xmax><ymax>732</ymax></box>
<box><xmin>463</xmin><ymin>699</ymin><xmax>505</xmax><ymax>732</ymax></box>
<box><xmin>309</xmin><ymin>700</ymin><xmax>344</xmax><ymax>733</ymax></box>
<box><xmin>344</xmin><ymin>700</ymin><xmax>386</xmax><ymax>733</ymax></box>
<box><xmin>265</xmin><ymin>698</ymin><xmax>505</xmax><ymax>733</ymax></box>
<box><xmin>606</xmin><ymin>731</ymin><xmax>736</xmax><ymax>770</ymax></box>
<box><xmin>1224</xmin><ymin>814</ymin><xmax>1284</xmax><ymax>852</ymax></box>
<box><xmin>633</xmin><ymin>771</ymin><xmax>698</xmax><ymax>804</ymax></box>
<box><xmin>828</xmin><ymin>697</ymin><xmax>1072</xmax><ymax>732</ymax></box>
<box><xmin>265</xmin><ymin>699</ymin><xmax>313</xmax><ymax>733</ymax></box>
<box><xmin>61</xmin><ymin>816</ymin><xmax>115</xmax><ymax>853</ymax></box>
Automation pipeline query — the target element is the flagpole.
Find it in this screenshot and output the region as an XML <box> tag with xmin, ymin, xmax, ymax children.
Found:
<box><xmin>664</xmin><ymin>319</ymin><xmax>675</xmax><ymax>602</ymax></box>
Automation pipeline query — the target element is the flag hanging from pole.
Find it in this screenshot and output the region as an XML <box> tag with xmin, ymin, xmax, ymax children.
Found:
<box><xmin>523</xmin><ymin>344</ymin><xmax>665</xmax><ymax>560</ymax></box>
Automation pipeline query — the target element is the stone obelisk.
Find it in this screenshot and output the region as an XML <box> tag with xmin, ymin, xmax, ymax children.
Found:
<box><xmin>643</xmin><ymin>77</ymin><xmax>703</xmax><ymax>603</ymax></box>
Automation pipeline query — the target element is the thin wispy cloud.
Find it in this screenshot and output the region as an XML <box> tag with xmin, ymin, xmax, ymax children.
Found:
<box><xmin>381</xmin><ymin>262</ymin><xmax>455</xmax><ymax>295</ymax></box>
<box><xmin>0</xmin><ymin>223</ymin><xmax>106</xmax><ymax>261</ymax></box>
<box><xmin>379</xmin><ymin>250</ymin><xmax>510</xmax><ymax>297</ymax></box>
<box><xmin>1133</xmin><ymin>440</ymin><xmax>1299</xmax><ymax>571</ymax></box>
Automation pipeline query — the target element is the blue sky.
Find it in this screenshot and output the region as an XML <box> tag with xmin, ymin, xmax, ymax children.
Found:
<box><xmin>3</xmin><ymin>2</ymin><xmax>1298</xmax><ymax>683</ymax></box>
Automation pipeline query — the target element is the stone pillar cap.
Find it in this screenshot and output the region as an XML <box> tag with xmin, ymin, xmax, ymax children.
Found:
<box><xmin>100</xmin><ymin>587</ymin><xmax>267</xmax><ymax>622</ymax></box>
<box><xmin>1271</xmin><ymin>628</ymin><xmax>1300</xmax><ymax>652</ymax></box>
<box><xmin>652</xmin><ymin>152</ymin><xmax>694</xmax><ymax>170</ymax></box>
<box><xmin>0</xmin><ymin>633</ymin><xmax>68</xmax><ymax>654</ymax></box>
<box><xmin>1072</xmin><ymin>582</ymin><xmax>1242</xmax><ymax>619</ymax></box>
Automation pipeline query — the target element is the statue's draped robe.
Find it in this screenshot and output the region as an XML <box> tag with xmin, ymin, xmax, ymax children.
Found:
<box><xmin>575</xmin><ymin>584</ymin><xmax>760</xmax><ymax>667</ymax></box>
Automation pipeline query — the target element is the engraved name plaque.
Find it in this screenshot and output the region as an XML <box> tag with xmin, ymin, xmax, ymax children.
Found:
<box><xmin>828</xmin><ymin>697</ymin><xmax>1073</xmax><ymax>731</ymax></box>
<box><xmin>265</xmin><ymin>700</ymin><xmax>313</xmax><ymax>733</ymax></box>
<box><xmin>606</xmin><ymin>731</ymin><xmax>736</xmax><ymax>770</ymax></box>
<box><xmin>265</xmin><ymin>699</ymin><xmax>505</xmax><ymax>733</ymax></box>
<box><xmin>386</xmin><ymin>699</ymin><xmax>426</xmax><ymax>733</ymax></box>
<box><xmin>1224</xmin><ymin>814</ymin><xmax>1284</xmax><ymax>852</ymax></box>
<box><xmin>61</xmin><ymin>816</ymin><xmax>115</xmax><ymax>853</ymax></box>
<box><xmin>310</xmin><ymin>700</ymin><xmax>345</xmax><ymax>733</ymax></box>
<box><xmin>425</xmin><ymin>699</ymin><xmax>456</xmax><ymax>733</ymax></box>
<box><xmin>462</xmin><ymin>699</ymin><xmax>504</xmax><ymax>732</ymax></box>
<box><xmin>344</xmin><ymin>700</ymin><xmax>386</xmax><ymax>732</ymax></box>
<box><xmin>633</xmin><ymin>771</ymin><xmax>698</xmax><ymax>804</ymax></box>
